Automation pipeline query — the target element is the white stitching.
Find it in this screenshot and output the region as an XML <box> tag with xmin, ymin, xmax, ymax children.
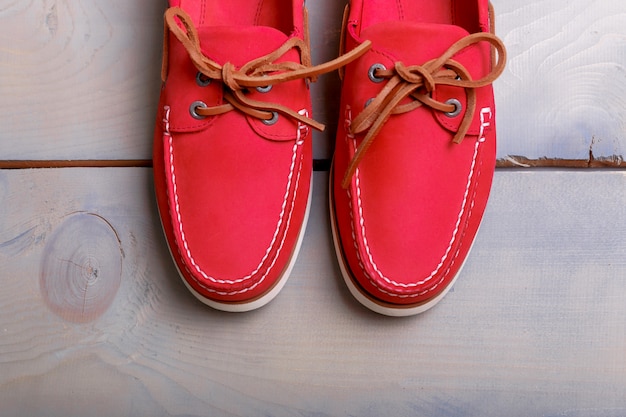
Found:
<box><xmin>349</xmin><ymin>107</ymin><xmax>492</xmax><ymax>297</ymax></box>
<box><xmin>167</xmin><ymin>110</ymin><xmax>303</xmax><ymax>294</ymax></box>
<box><xmin>164</xmin><ymin>106</ymin><xmax>306</xmax><ymax>295</ymax></box>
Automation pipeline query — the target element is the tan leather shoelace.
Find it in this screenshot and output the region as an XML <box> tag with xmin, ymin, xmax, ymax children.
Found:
<box><xmin>341</xmin><ymin>30</ymin><xmax>507</xmax><ymax>188</ymax></box>
<box><xmin>163</xmin><ymin>7</ymin><xmax>371</xmax><ymax>132</ymax></box>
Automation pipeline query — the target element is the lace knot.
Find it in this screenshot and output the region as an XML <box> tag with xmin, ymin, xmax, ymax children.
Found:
<box><xmin>341</xmin><ymin>31</ymin><xmax>507</xmax><ymax>189</ymax></box>
<box><xmin>395</xmin><ymin>62</ymin><xmax>436</xmax><ymax>93</ymax></box>
<box><xmin>163</xmin><ymin>7</ymin><xmax>372</xmax><ymax>133</ymax></box>
<box><xmin>220</xmin><ymin>62</ymin><xmax>240</xmax><ymax>91</ymax></box>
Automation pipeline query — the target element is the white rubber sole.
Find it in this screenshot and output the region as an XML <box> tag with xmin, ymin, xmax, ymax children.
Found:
<box><xmin>161</xmin><ymin>177</ymin><xmax>313</xmax><ymax>313</ymax></box>
<box><xmin>329</xmin><ymin>170</ymin><xmax>473</xmax><ymax>317</ymax></box>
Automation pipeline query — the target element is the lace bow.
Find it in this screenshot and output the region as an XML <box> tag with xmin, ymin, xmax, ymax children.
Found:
<box><xmin>341</xmin><ymin>31</ymin><xmax>507</xmax><ymax>188</ymax></box>
<box><xmin>163</xmin><ymin>7</ymin><xmax>371</xmax><ymax>131</ymax></box>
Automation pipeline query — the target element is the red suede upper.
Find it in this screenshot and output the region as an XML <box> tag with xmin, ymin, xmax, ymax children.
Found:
<box><xmin>332</xmin><ymin>0</ymin><xmax>499</xmax><ymax>307</ymax></box>
<box><xmin>154</xmin><ymin>1</ymin><xmax>312</xmax><ymax>305</ymax></box>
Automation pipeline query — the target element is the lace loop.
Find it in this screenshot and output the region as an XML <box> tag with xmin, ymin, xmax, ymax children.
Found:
<box><xmin>163</xmin><ymin>7</ymin><xmax>371</xmax><ymax>132</ymax></box>
<box><xmin>341</xmin><ymin>31</ymin><xmax>506</xmax><ymax>188</ymax></box>
<box><xmin>395</xmin><ymin>63</ymin><xmax>437</xmax><ymax>93</ymax></box>
<box><xmin>221</xmin><ymin>62</ymin><xmax>239</xmax><ymax>92</ymax></box>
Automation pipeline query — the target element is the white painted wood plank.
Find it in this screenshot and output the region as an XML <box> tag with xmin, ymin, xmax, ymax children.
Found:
<box><xmin>0</xmin><ymin>0</ymin><xmax>165</xmax><ymax>160</ymax></box>
<box><xmin>494</xmin><ymin>0</ymin><xmax>626</xmax><ymax>163</ymax></box>
<box><xmin>0</xmin><ymin>0</ymin><xmax>343</xmax><ymax>161</ymax></box>
<box><xmin>3</xmin><ymin>0</ymin><xmax>626</xmax><ymax>163</ymax></box>
<box><xmin>0</xmin><ymin>169</ymin><xmax>625</xmax><ymax>416</ymax></box>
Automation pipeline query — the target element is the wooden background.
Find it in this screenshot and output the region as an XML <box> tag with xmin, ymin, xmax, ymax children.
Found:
<box><xmin>1</xmin><ymin>0</ymin><xmax>626</xmax><ymax>416</ymax></box>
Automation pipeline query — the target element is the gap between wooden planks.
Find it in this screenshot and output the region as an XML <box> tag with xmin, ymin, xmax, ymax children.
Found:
<box><xmin>0</xmin><ymin>155</ymin><xmax>625</xmax><ymax>170</ymax></box>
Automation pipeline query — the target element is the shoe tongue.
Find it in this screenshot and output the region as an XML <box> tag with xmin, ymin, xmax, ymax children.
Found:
<box><xmin>360</xmin><ymin>21</ymin><xmax>470</xmax><ymax>63</ymax></box>
<box><xmin>197</xmin><ymin>26</ymin><xmax>290</xmax><ymax>66</ymax></box>
<box><xmin>359</xmin><ymin>22</ymin><xmax>494</xmax><ymax>138</ymax></box>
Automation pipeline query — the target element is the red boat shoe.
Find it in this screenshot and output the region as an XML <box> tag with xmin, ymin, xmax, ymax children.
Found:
<box><xmin>331</xmin><ymin>0</ymin><xmax>506</xmax><ymax>316</ymax></box>
<box><xmin>154</xmin><ymin>0</ymin><xmax>368</xmax><ymax>311</ymax></box>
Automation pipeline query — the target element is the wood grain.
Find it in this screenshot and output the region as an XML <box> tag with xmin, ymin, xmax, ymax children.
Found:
<box><xmin>2</xmin><ymin>0</ymin><xmax>626</xmax><ymax>163</ymax></box>
<box><xmin>494</xmin><ymin>0</ymin><xmax>626</xmax><ymax>162</ymax></box>
<box><xmin>39</xmin><ymin>211</ymin><xmax>123</xmax><ymax>323</ymax></box>
<box><xmin>1</xmin><ymin>169</ymin><xmax>625</xmax><ymax>416</ymax></box>
<box><xmin>1</xmin><ymin>1</ymin><xmax>626</xmax><ymax>415</ymax></box>
<box><xmin>0</xmin><ymin>0</ymin><xmax>164</xmax><ymax>160</ymax></box>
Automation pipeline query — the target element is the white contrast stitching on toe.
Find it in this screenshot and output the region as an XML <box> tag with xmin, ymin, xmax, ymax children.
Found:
<box><xmin>163</xmin><ymin>106</ymin><xmax>307</xmax><ymax>295</ymax></box>
<box><xmin>347</xmin><ymin>107</ymin><xmax>492</xmax><ymax>297</ymax></box>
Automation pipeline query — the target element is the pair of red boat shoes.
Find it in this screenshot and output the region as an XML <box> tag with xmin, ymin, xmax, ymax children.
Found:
<box><xmin>153</xmin><ymin>0</ymin><xmax>506</xmax><ymax>316</ymax></box>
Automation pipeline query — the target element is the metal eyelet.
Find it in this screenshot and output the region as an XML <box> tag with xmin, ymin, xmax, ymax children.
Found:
<box><xmin>364</xmin><ymin>98</ymin><xmax>374</xmax><ymax>108</ymax></box>
<box><xmin>444</xmin><ymin>98</ymin><xmax>462</xmax><ymax>118</ymax></box>
<box><xmin>195</xmin><ymin>72</ymin><xmax>211</xmax><ymax>87</ymax></box>
<box><xmin>256</xmin><ymin>85</ymin><xmax>273</xmax><ymax>93</ymax></box>
<box><xmin>368</xmin><ymin>63</ymin><xmax>386</xmax><ymax>83</ymax></box>
<box><xmin>189</xmin><ymin>101</ymin><xmax>208</xmax><ymax>119</ymax></box>
<box><xmin>262</xmin><ymin>112</ymin><xmax>279</xmax><ymax>125</ymax></box>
